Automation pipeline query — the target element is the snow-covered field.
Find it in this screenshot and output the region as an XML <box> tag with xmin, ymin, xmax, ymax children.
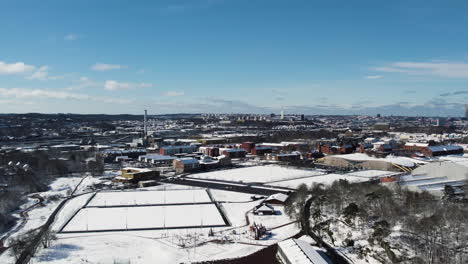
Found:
<box><xmin>26</xmin><ymin>186</ymin><xmax>300</xmax><ymax>264</ymax></box>
<box><xmin>87</xmin><ymin>189</ymin><xmax>212</xmax><ymax>207</ymax></box>
<box><xmin>190</xmin><ymin>165</ymin><xmax>325</xmax><ymax>183</ymax></box>
<box><xmin>62</xmin><ymin>204</ymin><xmax>227</xmax><ymax>232</ymax></box>
<box><xmin>0</xmin><ymin>175</ymin><xmax>106</xmax><ymax>264</ymax></box>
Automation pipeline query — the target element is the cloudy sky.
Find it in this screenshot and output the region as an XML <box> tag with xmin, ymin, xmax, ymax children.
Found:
<box><xmin>1</xmin><ymin>0</ymin><xmax>468</xmax><ymax>116</ymax></box>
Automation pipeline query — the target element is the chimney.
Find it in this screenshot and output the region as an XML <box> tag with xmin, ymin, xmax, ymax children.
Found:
<box><xmin>144</xmin><ymin>109</ymin><xmax>147</xmax><ymax>137</ymax></box>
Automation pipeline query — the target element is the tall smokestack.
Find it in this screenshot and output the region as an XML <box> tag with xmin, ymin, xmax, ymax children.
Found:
<box><xmin>144</xmin><ymin>109</ymin><xmax>147</xmax><ymax>137</ymax></box>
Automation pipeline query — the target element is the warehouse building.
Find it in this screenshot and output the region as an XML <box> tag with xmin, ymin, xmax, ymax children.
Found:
<box><xmin>421</xmin><ymin>145</ymin><xmax>463</xmax><ymax>157</ymax></box>
<box><xmin>321</xmin><ymin>153</ymin><xmax>418</xmax><ymax>172</ymax></box>
<box><xmin>403</xmin><ymin>143</ymin><xmax>463</xmax><ymax>157</ymax></box>
<box><xmin>402</xmin><ymin>156</ymin><xmax>468</xmax><ymax>195</ymax></box>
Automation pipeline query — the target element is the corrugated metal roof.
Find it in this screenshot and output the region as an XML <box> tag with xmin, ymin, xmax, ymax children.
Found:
<box><xmin>428</xmin><ymin>145</ymin><xmax>463</xmax><ymax>152</ymax></box>
<box><xmin>278</xmin><ymin>239</ymin><xmax>329</xmax><ymax>264</ymax></box>
<box><xmin>143</xmin><ymin>154</ymin><xmax>175</xmax><ymax>161</ymax></box>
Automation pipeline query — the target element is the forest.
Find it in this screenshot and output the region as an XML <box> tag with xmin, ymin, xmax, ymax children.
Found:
<box><xmin>285</xmin><ymin>180</ymin><xmax>467</xmax><ymax>264</ymax></box>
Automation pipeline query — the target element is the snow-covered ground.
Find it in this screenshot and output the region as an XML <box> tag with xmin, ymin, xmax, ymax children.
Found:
<box><xmin>209</xmin><ymin>189</ymin><xmax>254</xmax><ymax>202</ymax></box>
<box><xmin>26</xmin><ymin>186</ymin><xmax>300</xmax><ymax>264</ymax></box>
<box><xmin>63</xmin><ymin>204</ymin><xmax>227</xmax><ymax>232</ymax></box>
<box><xmin>190</xmin><ymin>165</ymin><xmax>325</xmax><ymax>183</ymax></box>
<box><xmin>0</xmin><ymin>175</ymin><xmax>106</xmax><ymax>263</ymax></box>
<box><xmin>87</xmin><ymin>189</ymin><xmax>212</xmax><ymax>207</ymax></box>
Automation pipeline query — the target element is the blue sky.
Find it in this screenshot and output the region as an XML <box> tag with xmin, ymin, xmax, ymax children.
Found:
<box><xmin>1</xmin><ymin>0</ymin><xmax>468</xmax><ymax>116</ymax></box>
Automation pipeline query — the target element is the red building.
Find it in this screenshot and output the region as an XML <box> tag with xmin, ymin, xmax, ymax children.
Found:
<box><xmin>251</xmin><ymin>146</ymin><xmax>273</xmax><ymax>156</ymax></box>
<box><xmin>221</xmin><ymin>148</ymin><xmax>247</xmax><ymax>158</ymax></box>
<box><xmin>241</xmin><ymin>142</ymin><xmax>256</xmax><ymax>153</ymax></box>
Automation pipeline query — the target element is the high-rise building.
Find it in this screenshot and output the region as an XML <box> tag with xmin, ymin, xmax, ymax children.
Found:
<box><xmin>465</xmin><ymin>105</ymin><xmax>468</xmax><ymax>119</ymax></box>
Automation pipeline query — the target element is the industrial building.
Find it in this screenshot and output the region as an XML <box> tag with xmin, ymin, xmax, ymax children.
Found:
<box><xmin>251</xmin><ymin>146</ymin><xmax>273</xmax><ymax>156</ymax></box>
<box><xmin>117</xmin><ymin>167</ymin><xmax>159</xmax><ymax>183</ymax></box>
<box><xmin>420</xmin><ymin>145</ymin><xmax>463</xmax><ymax>157</ymax></box>
<box><xmin>160</xmin><ymin>145</ymin><xmax>198</xmax><ymax>156</ymax></box>
<box><xmin>321</xmin><ymin>153</ymin><xmax>418</xmax><ymax>172</ymax></box>
<box><xmin>402</xmin><ymin>156</ymin><xmax>468</xmax><ymax>195</ymax></box>
<box><xmin>138</xmin><ymin>154</ymin><xmax>175</xmax><ymax>166</ymax></box>
<box><xmin>317</xmin><ymin>143</ymin><xmax>355</xmax><ymax>155</ymax></box>
<box><xmin>403</xmin><ymin>143</ymin><xmax>464</xmax><ymax>157</ymax></box>
<box><xmin>220</xmin><ymin>148</ymin><xmax>247</xmax><ymax>159</ymax></box>
<box><xmin>102</xmin><ymin>149</ymin><xmax>147</xmax><ymax>163</ymax></box>
<box><xmin>266</xmin><ymin>152</ymin><xmax>301</xmax><ymax>162</ymax></box>
<box><xmin>173</xmin><ymin>158</ymin><xmax>200</xmax><ymax>174</ymax></box>
<box><xmin>199</xmin><ymin>146</ymin><xmax>220</xmax><ymax>157</ymax></box>
<box><xmin>241</xmin><ymin>142</ymin><xmax>256</xmax><ymax>153</ymax></box>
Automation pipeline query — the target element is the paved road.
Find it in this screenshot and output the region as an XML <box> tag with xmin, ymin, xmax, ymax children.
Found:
<box><xmin>161</xmin><ymin>177</ymin><xmax>294</xmax><ymax>196</ymax></box>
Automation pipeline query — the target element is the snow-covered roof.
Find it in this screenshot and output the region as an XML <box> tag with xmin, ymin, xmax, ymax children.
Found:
<box><xmin>428</xmin><ymin>145</ymin><xmax>463</xmax><ymax>152</ymax></box>
<box><xmin>278</xmin><ymin>239</ymin><xmax>328</xmax><ymax>264</ymax></box>
<box><xmin>437</xmin><ymin>156</ymin><xmax>468</xmax><ymax>168</ymax></box>
<box><xmin>143</xmin><ymin>154</ymin><xmax>175</xmax><ymax>161</ymax></box>
<box><xmin>405</xmin><ymin>142</ymin><xmax>429</xmax><ymax>147</ymax></box>
<box><xmin>161</xmin><ymin>145</ymin><xmax>196</xmax><ymax>150</ymax></box>
<box><xmin>266</xmin><ymin>193</ymin><xmax>289</xmax><ymax>203</ymax></box>
<box><xmin>177</xmin><ymin>158</ymin><xmax>199</xmax><ymax>164</ymax></box>
<box><xmin>254</xmin><ymin>203</ymin><xmax>275</xmax><ymax>212</ymax></box>
<box><xmin>223</xmin><ymin>148</ymin><xmax>246</xmax><ymax>153</ymax></box>
<box><xmin>255</xmin><ymin>146</ymin><xmax>273</xmax><ymax>150</ymax></box>
<box><xmin>332</xmin><ymin>153</ymin><xmax>415</xmax><ymax>167</ymax></box>
<box><xmin>122</xmin><ymin>167</ymin><xmax>153</xmax><ymax>172</ymax></box>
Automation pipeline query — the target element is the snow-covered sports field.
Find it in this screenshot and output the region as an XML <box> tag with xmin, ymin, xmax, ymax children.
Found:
<box><xmin>87</xmin><ymin>189</ymin><xmax>212</xmax><ymax>207</ymax></box>
<box><xmin>62</xmin><ymin>204</ymin><xmax>227</xmax><ymax>232</ymax></box>
<box><xmin>61</xmin><ymin>189</ymin><xmax>228</xmax><ymax>233</ymax></box>
<box><xmin>190</xmin><ymin>165</ymin><xmax>325</xmax><ymax>183</ymax></box>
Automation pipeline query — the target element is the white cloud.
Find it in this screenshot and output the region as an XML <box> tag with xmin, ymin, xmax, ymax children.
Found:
<box><xmin>163</xmin><ymin>91</ymin><xmax>184</xmax><ymax>97</ymax></box>
<box><xmin>64</xmin><ymin>34</ymin><xmax>79</xmax><ymax>41</ymax></box>
<box><xmin>364</xmin><ymin>75</ymin><xmax>384</xmax><ymax>80</ymax></box>
<box><xmin>27</xmin><ymin>66</ymin><xmax>63</xmax><ymax>81</ymax></box>
<box><xmin>91</xmin><ymin>63</ymin><xmax>127</xmax><ymax>71</ymax></box>
<box><xmin>0</xmin><ymin>61</ymin><xmax>35</xmax><ymax>75</ymax></box>
<box><xmin>104</xmin><ymin>80</ymin><xmax>152</xmax><ymax>91</ymax></box>
<box><xmin>373</xmin><ymin>61</ymin><xmax>468</xmax><ymax>78</ymax></box>
<box><xmin>65</xmin><ymin>76</ymin><xmax>99</xmax><ymax>91</ymax></box>
<box><xmin>0</xmin><ymin>87</ymin><xmax>132</xmax><ymax>104</ymax></box>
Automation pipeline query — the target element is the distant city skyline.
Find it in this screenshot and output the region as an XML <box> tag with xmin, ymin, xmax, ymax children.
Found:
<box><xmin>1</xmin><ymin>0</ymin><xmax>468</xmax><ymax>116</ymax></box>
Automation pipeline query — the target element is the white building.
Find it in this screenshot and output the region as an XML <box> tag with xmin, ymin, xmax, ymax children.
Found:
<box><xmin>401</xmin><ymin>156</ymin><xmax>468</xmax><ymax>195</ymax></box>
<box><xmin>277</xmin><ymin>239</ymin><xmax>329</xmax><ymax>264</ymax></box>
